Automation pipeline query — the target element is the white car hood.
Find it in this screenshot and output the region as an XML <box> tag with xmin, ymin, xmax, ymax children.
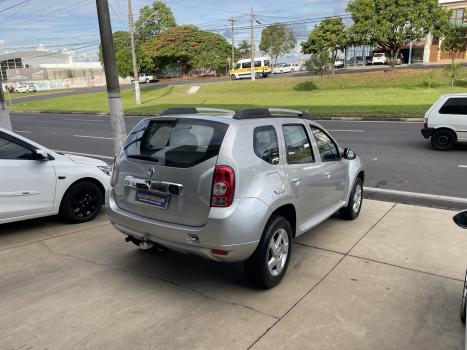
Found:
<box><xmin>64</xmin><ymin>154</ymin><xmax>107</xmax><ymax>166</ymax></box>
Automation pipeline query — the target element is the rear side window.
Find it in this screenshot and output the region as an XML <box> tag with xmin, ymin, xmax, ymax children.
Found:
<box><xmin>123</xmin><ymin>118</ymin><xmax>229</xmax><ymax>168</ymax></box>
<box><xmin>264</xmin><ymin>60</ymin><xmax>270</xmax><ymax>67</ymax></box>
<box><xmin>439</xmin><ymin>98</ymin><xmax>467</xmax><ymax>115</ymax></box>
<box><xmin>254</xmin><ymin>126</ymin><xmax>279</xmax><ymax>164</ymax></box>
<box><xmin>282</xmin><ymin>124</ymin><xmax>314</xmax><ymax>164</ymax></box>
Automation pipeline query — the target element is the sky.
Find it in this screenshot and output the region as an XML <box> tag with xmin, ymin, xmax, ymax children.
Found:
<box><xmin>0</xmin><ymin>0</ymin><xmax>350</xmax><ymax>61</ymax></box>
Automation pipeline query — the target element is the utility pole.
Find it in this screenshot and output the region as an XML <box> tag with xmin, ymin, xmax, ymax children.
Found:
<box><xmin>128</xmin><ymin>0</ymin><xmax>141</xmax><ymax>105</ymax></box>
<box><xmin>250</xmin><ymin>8</ymin><xmax>255</xmax><ymax>81</ymax></box>
<box><xmin>228</xmin><ymin>18</ymin><xmax>236</xmax><ymax>68</ymax></box>
<box><xmin>0</xmin><ymin>73</ymin><xmax>12</xmax><ymax>130</ymax></box>
<box><xmin>96</xmin><ymin>0</ymin><xmax>127</xmax><ymax>154</ymax></box>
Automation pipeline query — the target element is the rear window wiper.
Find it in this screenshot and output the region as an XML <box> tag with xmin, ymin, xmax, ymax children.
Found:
<box><xmin>127</xmin><ymin>154</ymin><xmax>160</xmax><ymax>162</ymax></box>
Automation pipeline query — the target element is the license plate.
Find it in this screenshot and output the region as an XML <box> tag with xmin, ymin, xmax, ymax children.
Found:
<box><xmin>135</xmin><ymin>189</ymin><xmax>169</xmax><ymax>209</ymax></box>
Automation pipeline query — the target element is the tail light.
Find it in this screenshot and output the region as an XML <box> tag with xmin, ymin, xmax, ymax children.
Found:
<box><xmin>211</xmin><ymin>165</ymin><xmax>235</xmax><ymax>207</ymax></box>
<box><xmin>110</xmin><ymin>156</ymin><xmax>118</xmax><ymax>186</ymax></box>
<box><xmin>424</xmin><ymin>118</ymin><xmax>428</xmax><ymax>129</ymax></box>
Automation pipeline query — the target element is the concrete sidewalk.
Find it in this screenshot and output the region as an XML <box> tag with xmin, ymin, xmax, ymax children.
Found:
<box><xmin>0</xmin><ymin>200</ymin><xmax>466</xmax><ymax>349</ymax></box>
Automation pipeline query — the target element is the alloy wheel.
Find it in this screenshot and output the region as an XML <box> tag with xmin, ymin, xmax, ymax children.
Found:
<box><xmin>267</xmin><ymin>228</ymin><xmax>289</xmax><ymax>277</ymax></box>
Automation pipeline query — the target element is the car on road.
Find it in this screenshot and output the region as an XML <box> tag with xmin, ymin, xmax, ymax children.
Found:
<box><xmin>371</xmin><ymin>53</ymin><xmax>388</xmax><ymax>65</ymax></box>
<box><xmin>14</xmin><ymin>85</ymin><xmax>33</xmax><ymax>93</ymax></box>
<box><xmin>131</xmin><ymin>73</ymin><xmax>158</xmax><ymax>84</ymax></box>
<box><xmin>291</xmin><ymin>63</ymin><xmax>301</xmax><ymax>72</ymax></box>
<box><xmin>273</xmin><ymin>63</ymin><xmax>293</xmax><ymax>74</ymax></box>
<box><xmin>28</xmin><ymin>84</ymin><xmax>37</xmax><ymax>92</ymax></box>
<box><xmin>421</xmin><ymin>94</ymin><xmax>467</xmax><ymax>151</ymax></box>
<box><xmin>106</xmin><ymin>107</ymin><xmax>365</xmax><ymax>288</ymax></box>
<box><xmin>334</xmin><ymin>59</ymin><xmax>345</xmax><ymax>69</ymax></box>
<box><xmin>0</xmin><ymin>128</ymin><xmax>110</xmax><ymax>225</ymax></box>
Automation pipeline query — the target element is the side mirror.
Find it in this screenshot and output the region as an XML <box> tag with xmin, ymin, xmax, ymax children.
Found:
<box><xmin>454</xmin><ymin>211</ymin><xmax>467</xmax><ymax>229</ymax></box>
<box><xmin>33</xmin><ymin>149</ymin><xmax>49</xmax><ymax>160</ymax></box>
<box><xmin>343</xmin><ymin>148</ymin><xmax>357</xmax><ymax>160</ymax></box>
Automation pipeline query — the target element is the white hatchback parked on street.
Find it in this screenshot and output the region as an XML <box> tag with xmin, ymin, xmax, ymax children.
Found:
<box><xmin>0</xmin><ymin>128</ymin><xmax>110</xmax><ymax>224</ymax></box>
<box><xmin>421</xmin><ymin>94</ymin><xmax>467</xmax><ymax>151</ymax></box>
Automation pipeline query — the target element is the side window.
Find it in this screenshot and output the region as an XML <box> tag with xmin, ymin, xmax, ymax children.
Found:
<box><xmin>255</xmin><ymin>60</ymin><xmax>262</xmax><ymax>67</ymax></box>
<box><xmin>439</xmin><ymin>98</ymin><xmax>467</xmax><ymax>115</ymax></box>
<box><xmin>253</xmin><ymin>126</ymin><xmax>279</xmax><ymax>165</ymax></box>
<box><xmin>282</xmin><ymin>125</ymin><xmax>314</xmax><ymax>164</ymax></box>
<box><xmin>310</xmin><ymin>127</ymin><xmax>340</xmax><ymax>162</ymax></box>
<box><xmin>235</xmin><ymin>63</ymin><xmax>241</xmax><ymax>69</ymax></box>
<box><xmin>0</xmin><ymin>136</ymin><xmax>34</xmax><ymax>160</ymax></box>
<box><xmin>264</xmin><ymin>60</ymin><xmax>270</xmax><ymax>67</ymax></box>
<box><xmin>242</xmin><ymin>62</ymin><xmax>251</xmax><ymax>69</ymax></box>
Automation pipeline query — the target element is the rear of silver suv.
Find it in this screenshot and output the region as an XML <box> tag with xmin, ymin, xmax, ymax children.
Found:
<box><xmin>106</xmin><ymin>108</ymin><xmax>364</xmax><ymax>288</ymax></box>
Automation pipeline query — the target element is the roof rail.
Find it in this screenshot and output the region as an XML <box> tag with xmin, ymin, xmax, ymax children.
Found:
<box><xmin>233</xmin><ymin>108</ymin><xmax>310</xmax><ymax>120</ymax></box>
<box><xmin>159</xmin><ymin>107</ymin><xmax>235</xmax><ymax>116</ymax></box>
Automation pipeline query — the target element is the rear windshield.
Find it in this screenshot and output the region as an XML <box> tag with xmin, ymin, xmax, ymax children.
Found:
<box><xmin>123</xmin><ymin>118</ymin><xmax>229</xmax><ymax>168</ymax></box>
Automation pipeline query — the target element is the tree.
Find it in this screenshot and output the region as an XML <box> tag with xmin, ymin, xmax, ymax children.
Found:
<box><xmin>135</xmin><ymin>1</ymin><xmax>176</xmax><ymax>41</ymax></box>
<box><xmin>99</xmin><ymin>31</ymin><xmax>154</xmax><ymax>78</ymax></box>
<box><xmin>259</xmin><ymin>24</ymin><xmax>296</xmax><ymax>66</ymax></box>
<box><xmin>237</xmin><ymin>40</ymin><xmax>251</xmax><ymax>59</ymax></box>
<box><xmin>347</xmin><ymin>0</ymin><xmax>449</xmax><ymax>71</ymax></box>
<box><xmin>144</xmin><ymin>26</ymin><xmax>231</xmax><ymax>75</ymax></box>
<box><xmin>304</xmin><ymin>51</ymin><xmax>333</xmax><ymax>78</ymax></box>
<box><xmin>301</xmin><ymin>17</ymin><xmax>347</xmax><ymax>76</ymax></box>
<box><xmin>442</xmin><ymin>27</ymin><xmax>467</xmax><ymax>87</ymax></box>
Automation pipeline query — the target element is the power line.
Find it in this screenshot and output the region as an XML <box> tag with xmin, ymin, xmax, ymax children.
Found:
<box><xmin>0</xmin><ymin>0</ymin><xmax>30</xmax><ymax>13</ymax></box>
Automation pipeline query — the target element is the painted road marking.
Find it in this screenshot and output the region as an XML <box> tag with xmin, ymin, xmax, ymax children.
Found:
<box><xmin>14</xmin><ymin>130</ymin><xmax>32</xmax><ymax>134</ymax></box>
<box><xmin>458</xmin><ymin>165</ymin><xmax>467</xmax><ymax>168</ymax></box>
<box><xmin>54</xmin><ymin>150</ymin><xmax>113</xmax><ymax>160</ymax></box>
<box><xmin>73</xmin><ymin>134</ymin><xmax>112</xmax><ymax>140</ymax></box>
<box><xmin>328</xmin><ymin>129</ymin><xmax>364</xmax><ymax>133</ymax></box>
<box><xmin>66</xmin><ymin>119</ymin><xmax>103</xmax><ymax>122</ymax></box>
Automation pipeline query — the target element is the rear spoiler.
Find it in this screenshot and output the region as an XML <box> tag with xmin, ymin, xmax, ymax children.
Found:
<box><xmin>160</xmin><ymin>107</ymin><xmax>235</xmax><ymax>116</ymax></box>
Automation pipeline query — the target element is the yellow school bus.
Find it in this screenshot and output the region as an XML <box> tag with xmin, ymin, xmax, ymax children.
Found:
<box><xmin>229</xmin><ymin>57</ymin><xmax>272</xmax><ymax>80</ymax></box>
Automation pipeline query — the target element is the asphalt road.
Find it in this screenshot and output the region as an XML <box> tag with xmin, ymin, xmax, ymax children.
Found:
<box><xmin>11</xmin><ymin>63</ymin><xmax>462</xmax><ymax>104</ymax></box>
<box><xmin>9</xmin><ymin>112</ymin><xmax>467</xmax><ymax>200</ymax></box>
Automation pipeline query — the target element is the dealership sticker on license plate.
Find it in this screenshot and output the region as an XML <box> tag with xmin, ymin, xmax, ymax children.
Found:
<box><xmin>135</xmin><ymin>190</ymin><xmax>169</xmax><ymax>209</ymax></box>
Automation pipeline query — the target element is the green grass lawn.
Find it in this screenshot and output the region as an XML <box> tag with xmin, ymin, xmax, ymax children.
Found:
<box><xmin>6</xmin><ymin>88</ymin><xmax>73</xmax><ymax>100</ymax></box>
<box><xmin>9</xmin><ymin>68</ymin><xmax>467</xmax><ymax>118</ymax></box>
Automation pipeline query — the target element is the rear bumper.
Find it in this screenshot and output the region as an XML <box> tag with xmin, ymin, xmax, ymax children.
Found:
<box><xmin>105</xmin><ymin>190</ymin><xmax>271</xmax><ymax>262</ymax></box>
<box><xmin>421</xmin><ymin>128</ymin><xmax>435</xmax><ymax>139</ymax></box>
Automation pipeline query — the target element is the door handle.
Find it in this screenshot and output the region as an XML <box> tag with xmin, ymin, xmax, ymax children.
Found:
<box><xmin>324</xmin><ymin>171</ymin><xmax>331</xmax><ymax>178</ymax></box>
<box><xmin>291</xmin><ymin>177</ymin><xmax>301</xmax><ymax>183</ymax></box>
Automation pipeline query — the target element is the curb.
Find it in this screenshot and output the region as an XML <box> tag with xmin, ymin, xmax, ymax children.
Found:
<box><xmin>11</xmin><ymin>111</ymin><xmax>425</xmax><ymax>122</ymax></box>
<box><xmin>364</xmin><ymin>187</ymin><xmax>467</xmax><ymax>211</ymax></box>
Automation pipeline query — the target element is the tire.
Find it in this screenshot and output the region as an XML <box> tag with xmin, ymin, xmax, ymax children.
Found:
<box><xmin>431</xmin><ymin>129</ymin><xmax>456</xmax><ymax>151</ymax></box>
<box><xmin>255</xmin><ymin>72</ymin><xmax>262</xmax><ymax>79</ymax></box>
<box><xmin>461</xmin><ymin>270</ymin><xmax>467</xmax><ymax>324</ymax></box>
<box><xmin>340</xmin><ymin>178</ymin><xmax>363</xmax><ymax>220</ymax></box>
<box><xmin>245</xmin><ymin>215</ymin><xmax>292</xmax><ymax>289</ymax></box>
<box><xmin>60</xmin><ymin>181</ymin><xmax>103</xmax><ymax>224</ymax></box>
<box><xmin>230</xmin><ymin>74</ymin><xmax>236</xmax><ymax>80</ymax></box>
<box><xmin>146</xmin><ymin>79</ymin><xmax>150</xmax><ymax>83</ymax></box>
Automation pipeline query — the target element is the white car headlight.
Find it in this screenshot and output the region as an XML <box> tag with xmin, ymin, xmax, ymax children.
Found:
<box><xmin>97</xmin><ymin>165</ymin><xmax>112</xmax><ymax>176</ymax></box>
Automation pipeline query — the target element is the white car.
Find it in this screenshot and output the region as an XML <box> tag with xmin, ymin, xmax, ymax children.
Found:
<box><xmin>290</xmin><ymin>63</ymin><xmax>301</xmax><ymax>72</ymax></box>
<box><xmin>0</xmin><ymin>128</ymin><xmax>110</xmax><ymax>224</ymax></box>
<box><xmin>272</xmin><ymin>64</ymin><xmax>293</xmax><ymax>74</ymax></box>
<box><xmin>131</xmin><ymin>73</ymin><xmax>158</xmax><ymax>84</ymax></box>
<box><xmin>371</xmin><ymin>53</ymin><xmax>388</xmax><ymax>65</ymax></box>
<box><xmin>421</xmin><ymin>94</ymin><xmax>467</xmax><ymax>151</ymax></box>
<box><xmin>14</xmin><ymin>85</ymin><xmax>32</xmax><ymax>93</ymax></box>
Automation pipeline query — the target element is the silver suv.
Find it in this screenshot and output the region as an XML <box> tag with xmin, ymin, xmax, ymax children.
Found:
<box><xmin>106</xmin><ymin>108</ymin><xmax>364</xmax><ymax>288</ymax></box>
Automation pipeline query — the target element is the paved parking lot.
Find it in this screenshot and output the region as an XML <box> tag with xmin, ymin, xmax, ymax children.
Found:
<box><xmin>1</xmin><ymin>200</ymin><xmax>466</xmax><ymax>349</ymax></box>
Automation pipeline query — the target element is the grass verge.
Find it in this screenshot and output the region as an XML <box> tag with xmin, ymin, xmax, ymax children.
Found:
<box><xmin>9</xmin><ymin>68</ymin><xmax>467</xmax><ymax>118</ymax></box>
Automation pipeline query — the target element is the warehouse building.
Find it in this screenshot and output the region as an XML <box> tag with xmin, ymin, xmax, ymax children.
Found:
<box><xmin>0</xmin><ymin>47</ymin><xmax>106</xmax><ymax>90</ymax></box>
